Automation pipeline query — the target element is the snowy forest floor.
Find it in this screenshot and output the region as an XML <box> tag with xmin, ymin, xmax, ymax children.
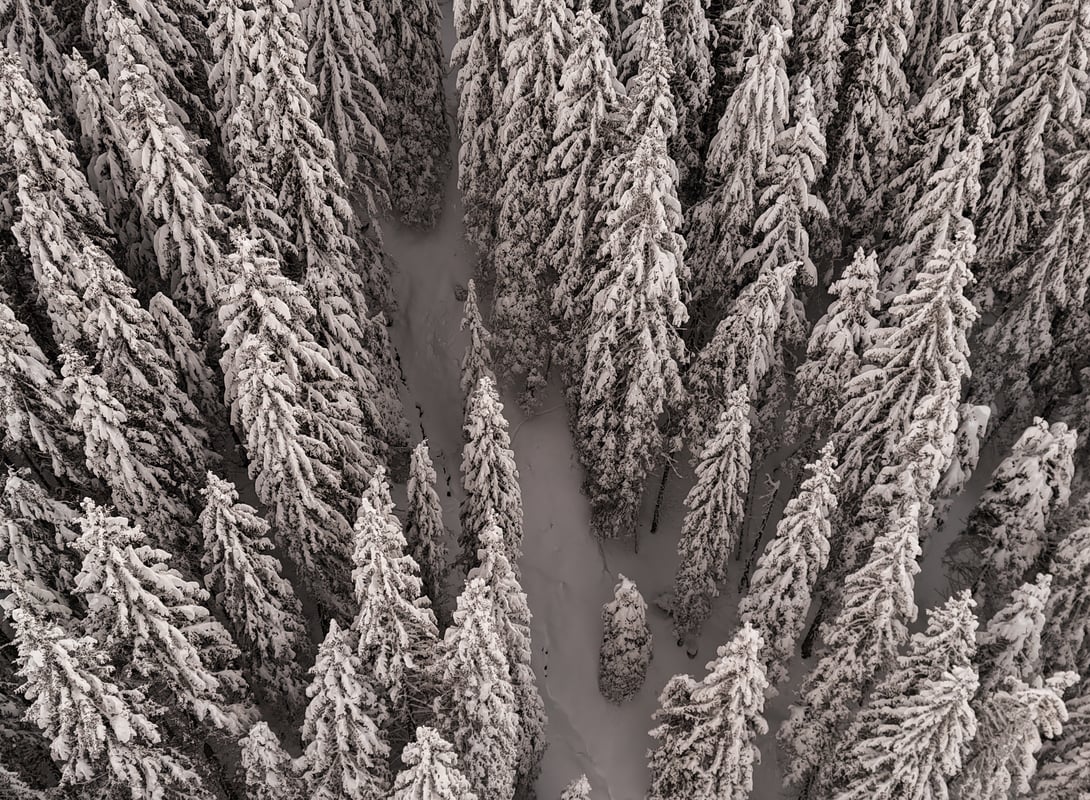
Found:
<box><xmin>380</xmin><ymin>5</ymin><xmax>1011</xmax><ymax>797</ymax></box>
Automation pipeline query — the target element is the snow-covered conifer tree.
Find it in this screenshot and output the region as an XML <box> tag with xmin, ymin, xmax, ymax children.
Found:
<box><xmin>830</xmin><ymin>233</ymin><xmax>977</xmax><ymax>506</ymax></box>
<box><xmin>392</xmin><ymin>726</ymin><xmax>479</xmax><ymax>800</ymax></box>
<box><xmin>954</xmin><ymin>672</ymin><xmax>1076</xmax><ymax>800</ymax></box>
<box><xmin>219</xmin><ymin>233</ymin><xmax>382</xmax><ymax>494</ymax></box>
<box><xmin>685</xmin><ymin>11</ymin><xmax>789</xmax><ymax>307</ymax></box>
<box><xmin>1034</xmin><ymin>679</ymin><xmax>1090</xmax><ymax>796</ymax></box>
<box><xmin>72</xmin><ymin>500</ymin><xmax>245</xmax><ymax>733</ymax></box>
<box><xmin>350</xmin><ymin>467</ymin><xmax>439</xmax><ymax>725</ymax></box>
<box><xmin>1</xmin><ymin>569</ymin><xmax>214</xmax><ymax>800</ymax></box>
<box><xmin>934</xmin><ymin>403</ymin><xmax>992</xmax><ymax>523</ymax></box>
<box><xmin>816</xmin><ymin>590</ymin><xmax>979</xmax><ymax>796</ymax></box>
<box><xmin>62</xmin><ymin>51</ymin><xmax>148</xmax><ymax>284</ymax></box>
<box><xmin>491</xmin><ymin>0</ymin><xmax>572</xmax><ymax>400</ymax></box>
<box><xmin>685</xmin><ymin>263</ymin><xmax>795</xmax><ymax>448</ymax></box>
<box><xmin>452</xmin><ymin>0</ymin><xmax>516</xmax><ymax>251</ymax></box>
<box><xmin>779</xmin><ymin>501</ymin><xmax>922</xmax><ymax>788</ymax></box>
<box><xmin>381</xmin><ymin>0</ymin><xmax>449</xmax><ymax>227</ymax></box>
<box><xmin>793</xmin><ymin>250</ymin><xmax>881</xmax><ymax>443</ymax></box>
<box><xmin>739</xmin><ymin>445</ymin><xmax>837</xmax><ymax>684</ymax></box>
<box><xmin>460</xmin><ymin>376</ymin><xmax>523</xmax><ymax>562</ymax></box>
<box><xmin>239</xmin><ymin>721</ymin><xmax>303</xmax><ymax>800</ymax></box>
<box><xmin>577</xmin><ymin>90</ymin><xmax>688</xmax><ymax>538</ymax></box>
<box><xmin>561</xmin><ymin>775</ymin><xmax>592</xmax><ymax>800</ymax></box>
<box><xmin>648</xmin><ymin>623</ymin><xmax>769</xmax><ymax>800</ymax></box>
<box><xmin>300</xmin><ymin>619</ymin><xmax>392</xmax><ymax>800</ymax></box>
<box><xmin>60</xmin><ymin>350</ymin><xmax>190</xmax><ymax>544</ymax></box>
<box><xmin>468</xmin><ymin>518</ymin><xmax>546</xmax><ymax>796</ymax></box>
<box><xmin>105</xmin><ymin>12</ymin><xmax>229</xmax><ymax>318</ymax></box>
<box><xmin>460</xmin><ymin>279</ymin><xmax>495</xmax><ymax>400</ymax></box>
<box><xmin>976</xmin><ymin>574</ymin><xmax>1051</xmax><ymax>690</ymax></box>
<box><xmin>406</xmin><ymin>440</ymin><xmax>449</xmax><ymax>607</ymax></box>
<box><xmin>225</xmin><ymin>332</ymin><xmax>355</xmax><ymax>611</ymax></box>
<box><xmin>1044</xmin><ymin>525</ymin><xmax>1090</xmax><ymax>671</ymax></box>
<box><xmin>0</xmin><ymin>298</ymin><xmax>79</xmax><ymax>482</ymax></box>
<box><xmin>432</xmin><ymin>577</ymin><xmax>519</xmax><ymax>800</ymax></box>
<box><xmin>832</xmin><ymin>668</ymin><xmax>977</xmax><ymax>798</ymax></box>
<box><xmin>200</xmin><ymin>473</ymin><xmax>307</xmax><ymax>706</ymax></box>
<box><xmin>662</xmin><ymin>0</ymin><xmax>714</xmax><ymax>185</ymax></box>
<box><xmin>0</xmin><ymin>471</ymin><xmax>77</xmax><ymax>620</ymax></box>
<box><xmin>822</xmin><ymin>0</ymin><xmax>913</xmax><ymax>232</ymax></box>
<box><xmin>299</xmin><ymin>0</ymin><xmax>389</xmax><ymax>218</ymax></box>
<box><xmin>737</xmin><ymin>76</ymin><xmax>828</xmax><ymax>292</ymax></box>
<box><xmin>546</xmin><ymin>7</ymin><xmax>625</xmax><ymax>372</ymax></box>
<box><xmin>598</xmin><ymin>574</ymin><xmax>653</xmax><ymax>703</ymax></box>
<box><xmin>83</xmin><ymin>0</ymin><xmax>207</xmax><ymax>129</ymax></box>
<box><xmin>982</xmin><ymin>149</ymin><xmax>1090</xmax><ymax>402</ymax></box>
<box><xmin>0</xmin><ymin>0</ymin><xmax>66</xmax><ymax>113</ymax></box>
<box><xmin>973</xmin><ymin>0</ymin><xmax>1090</xmax><ymax>274</ymax></box>
<box><xmin>791</xmin><ymin>0</ymin><xmax>849</xmax><ymax>132</ymax></box>
<box><xmin>963</xmin><ymin>419</ymin><xmax>1076</xmax><ymax>610</ymax></box>
<box><xmin>673</xmin><ymin>390</ymin><xmax>752</xmax><ymax>643</ymax></box>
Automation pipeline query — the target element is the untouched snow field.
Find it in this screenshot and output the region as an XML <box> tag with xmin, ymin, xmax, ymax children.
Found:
<box><xmin>382</xmin><ymin>4</ymin><xmax>1002</xmax><ymax>796</ymax></box>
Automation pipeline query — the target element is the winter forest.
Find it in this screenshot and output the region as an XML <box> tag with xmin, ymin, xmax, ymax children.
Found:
<box><xmin>1</xmin><ymin>0</ymin><xmax>1090</xmax><ymax>795</ymax></box>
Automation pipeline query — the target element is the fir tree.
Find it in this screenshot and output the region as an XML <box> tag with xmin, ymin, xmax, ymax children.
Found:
<box><xmin>739</xmin><ymin>445</ymin><xmax>838</xmax><ymax>684</ymax></box>
<box><xmin>1034</xmin><ymin>679</ymin><xmax>1090</xmax><ymax>797</ymax></box>
<box><xmin>686</xmin><ymin>11</ymin><xmax>789</xmax><ymax>307</ymax></box>
<box><xmin>662</xmin><ymin>0</ymin><xmax>714</xmax><ymax>185</ymax></box>
<box><xmin>0</xmin><ymin>470</ymin><xmax>77</xmax><ymax>621</ymax></box>
<box><xmin>648</xmin><ymin>623</ymin><xmax>769</xmax><ymax>800</ymax></box>
<box><xmin>1044</xmin><ymin>524</ymin><xmax>1090</xmax><ymax>671</ymax></box>
<box><xmin>381</xmin><ymin>0</ymin><xmax>449</xmax><ymax>227</ymax></box>
<box><xmin>225</xmin><ymin>333</ymin><xmax>355</xmax><ymax>612</ymax></box>
<box><xmin>239</xmin><ymin>721</ymin><xmax>303</xmax><ymax>800</ymax></box>
<box><xmin>0</xmin><ymin>0</ymin><xmax>66</xmax><ymax>113</ymax></box>
<box><xmin>0</xmin><ymin>296</ymin><xmax>80</xmax><ymax>482</ymax></box>
<box><xmin>72</xmin><ymin>500</ymin><xmax>245</xmax><ymax>733</ymax></box>
<box><xmin>818</xmin><ymin>591</ymin><xmax>979</xmax><ymax>797</ymax></box>
<box><xmin>830</xmin><ymin>233</ymin><xmax>977</xmax><ymax>506</ymax></box>
<box><xmin>432</xmin><ymin>578</ymin><xmax>519</xmax><ymax>800</ymax></box>
<box><xmin>973</xmin><ymin>0</ymin><xmax>1090</xmax><ymax>275</ymax></box>
<box><xmin>954</xmin><ymin>672</ymin><xmax>1077</xmax><ymax>800</ymax></box>
<box><xmin>561</xmin><ymin>776</ymin><xmax>592</xmax><ymax>800</ymax></box>
<box><xmin>406</xmin><ymin>440</ymin><xmax>449</xmax><ymax>607</ymax></box>
<box><xmin>976</xmin><ymin>574</ymin><xmax>1051</xmax><ymax>691</ymax></box>
<box><xmin>963</xmin><ymin>418</ymin><xmax>1076</xmax><ymax>610</ymax></box>
<box><xmin>792</xmin><ymin>0</ymin><xmax>849</xmax><ymax>132</ymax></box>
<box><xmin>350</xmin><ymin>467</ymin><xmax>440</xmax><ymax>724</ymax></box>
<box><xmin>83</xmin><ymin>0</ymin><xmax>208</xmax><ymax>129</ymax></box>
<box><xmin>451</xmin><ymin>0</ymin><xmax>516</xmax><ymax>251</ymax></box>
<box><xmin>598</xmin><ymin>573</ymin><xmax>653</xmax><ymax>703</ymax></box>
<box><xmin>737</xmin><ymin>76</ymin><xmax>828</xmax><ymax>292</ymax></box>
<box><xmin>199</xmin><ymin>473</ymin><xmax>307</xmax><ymax>706</ymax></box>
<box><xmin>1</xmin><ymin>565</ymin><xmax>215</xmax><ymax>800</ymax></box>
<box><xmin>299</xmin><ymin>0</ymin><xmax>390</xmax><ymax>219</ymax></box>
<box><xmin>460</xmin><ymin>279</ymin><xmax>495</xmax><ymax>400</ymax></box>
<box><xmin>822</xmin><ymin>0</ymin><xmax>913</xmax><ymax>232</ymax></box>
<box><xmin>546</xmin><ymin>8</ymin><xmax>625</xmax><ymax>372</ymax></box>
<box><xmin>793</xmin><ymin>249</ymin><xmax>881</xmax><ymax>443</ymax></box>
<box><xmin>219</xmin><ymin>233</ymin><xmax>382</xmax><ymax>495</ymax></box>
<box><xmin>300</xmin><ymin>619</ymin><xmax>392</xmax><ymax>800</ymax></box>
<box><xmin>577</xmin><ymin>60</ymin><xmax>688</xmax><ymax>537</ymax></box>
<box><xmin>684</xmin><ymin>263</ymin><xmax>795</xmax><ymax>448</ymax></box>
<box><xmin>392</xmin><ymin>726</ymin><xmax>480</xmax><ymax>800</ymax></box>
<box><xmin>982</xmin><ymin>149</ymin><xmax>1090</xmax><ymax>403</ymax></box>
<box><xmin>779</xmin><ymin>500</ymin><xmax>922</xmax><ymax>788</ymax></box>
<box><xmin>934</xmin><ymin>403</ymin><xmax>992</xmax><ymax>524</ymax></box>
<box><xmin>491</xmin><ymin>0</ymin><xmax>572</xmax><ymax>402</ymax></box>
<box><xmin>673</xmin><ymin>390</ymin><xmax>752</xmax><ymax>643</ymax></box>
<box><xmin>468</xmin><ymin>518</ymin><xmax>547</xmax><ymax>796</ymax></box>
<box><xmin>460</xmin><ymin>375</ymin><xmax>523</xmax><ymax>563</ymax></box>
<box><xmin>106</xmin><ymin>11</ymin><xmax>229</xmax><ymax>318</ymax></box>
<box><xmin>60</xmin><ymin>349</ymin><xmax>189</xmax><ymax>544</ymax></box>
